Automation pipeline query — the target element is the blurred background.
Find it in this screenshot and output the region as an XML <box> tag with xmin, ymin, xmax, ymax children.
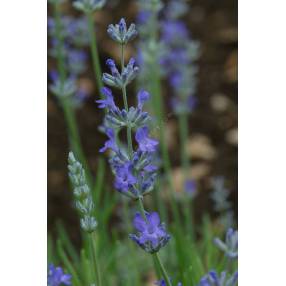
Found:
<box><xmin>48</xmin><ymin>0</ymin><xmax>237</xmax><ymax>248</ymax></box>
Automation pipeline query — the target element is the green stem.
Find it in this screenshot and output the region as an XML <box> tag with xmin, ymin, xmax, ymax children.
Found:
<box><xmin>138</xmin><ymin>197</ymin><xmax>147</xmax><ymax>220</ymax></box>
<box><xmin>53</xmin><ymin>1</ymin><xmax>93</xmax><ymax>187</ymax></box>
<box><xmin>87</xmin><ymin>11</ymin><xmax>103</xmax><ymax>97</ymax></box>
<box><xmin>178</xmin><ymin>113</ymin><xmax>190</xmax><ymax>176</ymax></box>
<box><xmin>89</xmin><ymin>232</ymin><xmax>102</xmax><ymax>286</ymax></box>
<box><xmin>153</xmin><ymin>253</ymin><xmax>172</xmax><ymax>286</ymax></box>
<box><xmin>120</xmin><ymin>44</ymin><xmax>133</xmax><ymax>157</ymax></box>
<box><xmin>178</xmin><ymin>112</ymin><xmax>194</xmax><ymax>238</ymax></box>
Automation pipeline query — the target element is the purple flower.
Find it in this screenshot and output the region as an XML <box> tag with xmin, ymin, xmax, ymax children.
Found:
<box><xmin>99</xmin><ymin>128</ymin><xmax>118</xmax><ymax>153</ymax></box>
<box><xmin>114</xmin><ymin>161</ymin><xmax>137</xmax><ymax>193</ymax></box>
<box><xmin>96</xmin><ymin>87</ymin><xmax>117</xmax><ymax>111</ymax></box>
<box><xmin>137</xmin><ymin>10</ymin><xmax>151</xmax><ymax>25</ymax></box>
<box><xmin>130</xmin><ymin>212</ymin><xmax>170</xmax><ymax>253</ymax></box>
<box><xmin>48</xmin><ymin>264</ymin><xmax>71</xmax><ymax>286</ymax></box>
<box><xmin>161</xmin><ymin>21</ymin><xmax>188</xmax><ymax>43</ymax></box>
<box><xmin>106</xmin><ymin>59</ymin><xmax>120</xmax><ymax>77</ymax></box>
<box><xmin>155</xmin><ymin>280</ymin><xmax>182</xmax><ymax>286</ymax></box>
<box><xmin>135</xmin><ymin>126</ymin><xmax>158</xmax><ymax>153</ymax></box>
<box><xmin>184</xmin><ymin>179</ymin><xmax>197</xmax><ymax>198</ymax></box>
<box><xmin>137</xmin><ymin>90</ymin><xmax>150</xmax><ymax>109</ymax></box>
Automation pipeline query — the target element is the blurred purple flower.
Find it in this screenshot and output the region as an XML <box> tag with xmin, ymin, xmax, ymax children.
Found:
<box><xmin>48</xmin><ymin>264</ymin><xmax>71</xmax><ymax>286</ymax></box>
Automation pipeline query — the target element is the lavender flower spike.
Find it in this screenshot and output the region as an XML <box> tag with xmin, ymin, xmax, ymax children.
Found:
<box><xmin>48</xmin><ymin>264</ymin><xmax>71</xmax><ymax>286</ymax></box>
<box><xmin>129</xmin><ymin>212</ymin><xmax>170</xmax><ymax>253</ymax></box>
<box><xmin>214</xmin><ymin>228</ymin><xmax>238</xmax><ymax>259</ymax></box>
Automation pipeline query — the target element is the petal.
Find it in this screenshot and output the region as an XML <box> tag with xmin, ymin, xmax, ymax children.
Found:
<box><xmin>133</xmin><ymin>212</ymin><xmax>146</xmax><ymax>232</ymax></box>
<box><xmin>149</xmin><ymin>212</ymin><xmax>160</xmax><ymax>227</ymax></box>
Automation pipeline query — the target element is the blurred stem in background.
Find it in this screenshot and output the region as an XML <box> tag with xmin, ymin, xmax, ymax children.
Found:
<box><xmin>178</xmin><ymin>112</ymin><xmax>195</xmax><ymax>238</ymax></box>
<box><xmin>89</xmin><ymin>232</ymin><xmax>102</xmax><ymax>286</ymax></box>
<box><xmin>53</xmin><ymin>1</ymin><xmax>93</xmax><ymax>186</ymax></box>
<box><xmin>86</xmin><ymin>11</ymin><xmax>104</xmax><ymax>98</ymax></box>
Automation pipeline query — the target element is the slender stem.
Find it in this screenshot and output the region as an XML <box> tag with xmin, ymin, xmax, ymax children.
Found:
<box><xmin>153</xmin><ymin>253</ymin><xmax>172</xmax><ymax>286</ymax></box>
<box><xmin>138</xmin><ymin>197</ymin><xmax>147</xmax><ymax>220</ymax></box>
<box><xmin>178</xmin><ymin>113</ymin><xmax>190</xmax><ymax>177</ymax></box>
<box><xmin>120</xmin><ymin>44</ymin><xmax>133</xmax><ymax>157</ymax></box>
<box><xmin>87</xmin><ymin>11</ymin><xmax>103</xmax><ymax>97</ymax></box>
<box><xmin>178</xmin><ymin>112</ymin><xmax>194</xmax><ymax>238</ymax></box>
<box><xmin>53</xmin><ymin>1</ymin><xmax>93</xmax><ymax>187</ymax></box>
<box><xmin>89</xmin><ymin>233</ymin><xmax>102</xmax><ymax>286</ymax></box>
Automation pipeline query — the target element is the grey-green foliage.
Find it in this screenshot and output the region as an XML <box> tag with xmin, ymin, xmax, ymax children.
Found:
<box><xmin>68</xmin><ymin>151</ymin><xmax>97</xmax><ymax>232</ymax></box>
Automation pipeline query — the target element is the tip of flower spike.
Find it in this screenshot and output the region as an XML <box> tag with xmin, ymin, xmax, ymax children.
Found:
<box><xmin>68</xmin><ymin>151</ymin><xmax>76</xmax><ymax>163</ymax></box>
<box><xmin>106</xmin><ymin>58</ymin><xmax>115</xmax><ymax>68</ymax></box>
<box><xmin>119</xmin><ymin>18</ymin><xmax>126</xmax><ymax>32</ymax></box>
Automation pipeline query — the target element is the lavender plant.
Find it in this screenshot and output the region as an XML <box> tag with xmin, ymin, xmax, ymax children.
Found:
<box><xmin>97</xmin><ymin>18</ymin><xmax>174</xmax><ymax>286</ymax></box>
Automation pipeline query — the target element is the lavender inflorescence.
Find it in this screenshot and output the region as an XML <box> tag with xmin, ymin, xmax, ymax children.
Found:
<box><xmin>98</xmin><ymin>17</ymin><xmax>171</xmax><ymax>259</ymax></box>
<box><xmin>129</xmin><ymin>212</ymin><xmax>170</xmax><ymax>253</ymax></box>
<box><xmin>68</xmin><ymin>152</ymin><xmax>97</xmax><ymax>232</ymax></box>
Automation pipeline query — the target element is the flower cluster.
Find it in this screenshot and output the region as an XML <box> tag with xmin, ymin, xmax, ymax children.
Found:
<box><xmin>73</xmin><ymin>0</ymin><xmax>106</xmax><ymax>13</ymax></box>
<box><xmin>97</xmin><ymin>18</ymin><xmax>170</xmax><ymax>254</ymax></box>
<box><xmin>103</xmin><ymin>57</ymin><xmax>139</xmax><ymax>89</ymax></box>
<box><xmin>198</xmin><ymin>270</ymin><xmax>238</xmax><ymax>286</ymax></box>
<box><xmin>129</xmin><ymin>212</ymin><xmax>170</xmax><ymax>253</ymax></box>
<box><xmin>48</xmin><ymin>264</ymin><xmax>71</xmax><ymax>286</ymax></box>
<box><xmin>107</xmin><ymin>18</ymin><xmax>138</xmax><ymax>45</ymax></box>
<box><xmin>214</xmin><ymin>228</ymin><xmax>238</xmax><ymax>259</ymax></box>
<box><xmin>159</xmin><ymin>0</ymin><xmax>200</xmax><ymax>115</ymax></box>
<box><xmin>48</xmin><ymin>13</ymin><xmax>91</xmax><ymax>106</ymax></box>
<box><xmin>68</xmin><ymin>152</ymin><xmax>97</xmax><ymax>232</ymax></box>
